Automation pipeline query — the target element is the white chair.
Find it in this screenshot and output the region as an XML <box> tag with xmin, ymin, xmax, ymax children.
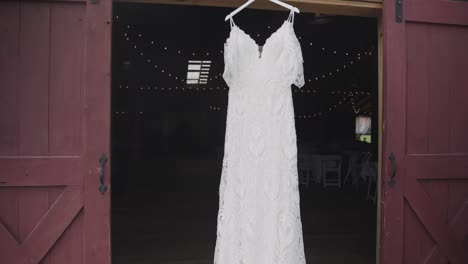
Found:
<box><xmin>345</xmin><ymin>152</ymin><xmax>372</xmax><ymax>190</ymax></box>
<box><xmin>344</xmin><ymin>152</ymin><xmax>359</xmax><ymax>185</ymax></box>
<box><xmin>361</xmin><ymin>161</ymin><xmax>378</xmax><ymax>204</ymax></box>
<box><xmin>322</xmin><ymin>156</ymin><xmax>342</xmax><ymax>188</ymax></box>
<box><xmin>298</xmin><ymin>154</ymin><xmax>318</xmax><ymax>188</ymax></box>
<box><xmin>298</xmin><ymin>156</ymin><xmax>310</xmax><ymax>188</ymax></box>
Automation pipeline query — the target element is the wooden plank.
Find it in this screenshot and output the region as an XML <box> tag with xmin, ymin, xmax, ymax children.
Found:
<box><xmin>403</xmin><ymin>200</ymin><xmax>442</xmax><ymax>263</ymax></box>
<box><xmin>20</xmin><ymin>186</ymin><xmax>83</xmax><ymax>264</ymax></box>
<box><xmin>404</xmin><ymin>22</ymin><xmax>468</xmax><ymax>155</ymax></box>
<box><xmin>0</xmin><ymin>223</ymin><xmax>21</xmax><ymax>264</ymax></box>
<box><xmin>448</xmin><ymin>182</ymin><xmax>468</xmax><ymax>260</ymax></box>
<box><xmin>406</xmin><ymin>23</ymin><xmax>430</xmax><ymax>154</ymax></box>
<box><xmin>1</xmin><ymin>0</ymin><xmax>106</xmax><ymax>263</ymax></box>
<box><xmin>0</xmin><ymin>189</ymin><xmax>19</xmax><ymax>239</ymax></box>
<box><xmin>18</xmin><ymin>188</ymin><xmax>49</xmax><ymax>242</ymax></box>
<box><xmin>0</xmin><ymin>188</ymin><xmax>20</xmax><ymax>244</ymax></box>
<box><xmin>376</xmin><ymin>15</ymin><xmax>382</xmax><ymax>264</ymax></box>
<box><xmin>0</xmin><ymin>2</ymin><xmax>20</xmax><ymax>156</ymax></box>
<box><xmin>41</xmin><ymin>210</ymin><xmax>84</xmax><ymax>264</ymax></box>
<box><xmin>447</xmin><ymin>26</ymin><xmax>468</xmax><ymax>153</ymax></box>
<box><xmin>427</xmin><ymin>25</ymin><xmax>451</xmax><ymax>154</ymax></box>
<box><xmin>425</xmin><ymin>247</ymin><xmax>446</xmax><ymax>264</ymax></box>
<box><xmin>83</xmin><ymin>0</ymin><xmax>112</xmax><ymax>263</ymax></box>
<box><xmin>382</xmin><ymin>1</ymin><xmax>468</xmax><ymax>261</ymax></box>
<box><xmin>42</xmin><ymin>186</ymin><xmax>67</xmax><ymax>263</ymax></box>
<box><xmin>41</xmin><ymin>162</ymin><xmax>81</xmax><ymax>264</ymax></box>
<box><xmin>380</xmin><ymin>0</ymin><xmax>406</xmax><ymax>262</ymax></box>
<box><xmin>406</xmin><ymin>155</ymin><xmax>468</xmax><ymax>180</ymax></box>
<box><xmin>116</xmin><ymin>0</ymin><xmax>382</xmax><ymax>17</ymax></box>
<box><xmin>18</xmin><ymin>2</ymin><xmax>50</xmax><ymax>156</ymax></box>
<box><xmin>405</xmin><ymin>179</ymin><xmax>468</xmax><ymax>264</ymax></box>
<box><xmin>0</xmin><ymin>158</ymin><xmax>82</xmax><ymax>186</ymax></box>
<box><xmin>49</xmin><ymin>3</ymin><xmax>85</xmax><ymax>156</ymax></box>
<box><xmin>0</xmin><ymin>187</ymin><xmax>82</xmax><ymax>264</ymax></box>
<box><xmin>406</xmin><ymin>0</ymin><xmax>468</xmax><ymax>25</ymax></box>
<box><xmin>21</xmin><ymin>0</ymin><xmax>87</xmax><ymax>2</ymax></box>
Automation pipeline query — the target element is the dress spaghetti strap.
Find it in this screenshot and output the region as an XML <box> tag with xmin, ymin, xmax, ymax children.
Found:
<box><xmin>229</xmin><ymin>17</ymin><xmax>236</xmax><ymax>28</ymax></box>
<box><xmin>287</xmin><ymin>9</ymin><xmax>295</xmax><ymax>24</ymax></box>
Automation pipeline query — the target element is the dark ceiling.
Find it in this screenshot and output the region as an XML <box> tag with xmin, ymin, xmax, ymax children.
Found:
<box><xmin>111</xmin><ymin>3</ymin><xmax>378</xmax><ymax>156</ymax></box>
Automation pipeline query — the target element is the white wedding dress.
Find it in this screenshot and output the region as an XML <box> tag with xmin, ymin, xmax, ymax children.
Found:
<box><xmin>214</xmin><ymin>10</ymin><xmax>306</xmax><ymax>264</ymax></box>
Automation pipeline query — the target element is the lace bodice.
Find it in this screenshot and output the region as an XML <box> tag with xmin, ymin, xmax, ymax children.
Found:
<box><xmin>214</xmin><ymin>10</ymin><xmax>306</xmax><ymax>264</ymax></box>
<box><xmin>223</xmin><ymin>15</ymin><xmax>304</xmax><ymax>90</ymax></box>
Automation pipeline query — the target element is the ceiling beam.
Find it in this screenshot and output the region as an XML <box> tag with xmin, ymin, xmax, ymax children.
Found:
<box><xmin>115</xmin><ymin>0</ymin><xmax>382</xmax><ymax>17</ymax></box>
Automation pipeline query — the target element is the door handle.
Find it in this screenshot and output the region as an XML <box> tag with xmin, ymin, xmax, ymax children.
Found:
<box><xmin>388</xmin><ymin>152</ymin><xmax>397</xmax><ymax>188</ymax></box>
<box><xmin>99</xmin><ymin>153</ymin><xmax>108</xmax><ymax>194</ymax></box>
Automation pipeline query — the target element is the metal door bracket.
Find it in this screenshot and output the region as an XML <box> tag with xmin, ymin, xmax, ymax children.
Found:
<box><xmin>389</xmin><ymin>152</ymin><xmax>397</xmax><ymax>188</ymax></box>
<box><xmin>396</xmin><ymin>0</ymin><xmax>403</xmax><ymax>23</ymax></box>
<box><xmin>99</xmin><ymin>153</ymin><xmax>108</xmax><ymax>194</ymax></box>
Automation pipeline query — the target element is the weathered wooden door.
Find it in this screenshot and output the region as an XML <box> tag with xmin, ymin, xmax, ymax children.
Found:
<box><xmin>381</xmin><ymin>0</ymin><xmax>468</xmax><ymax>263</ymax></box>
<box><xmin>0</xmin><ymin>0</ymin><xmax>112</xmax><ymax>263</ymax></box>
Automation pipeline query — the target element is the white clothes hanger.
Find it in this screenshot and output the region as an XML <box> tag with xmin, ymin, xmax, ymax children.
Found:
<box><xmin>225</xmin><ymin>0</ymin><xmax>300</xmax><ymax>21</ymax></box>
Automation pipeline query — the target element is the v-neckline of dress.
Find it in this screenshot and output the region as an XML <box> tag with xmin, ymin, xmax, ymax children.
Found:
<box><xmin>231</xmin><ymin>19</ymin><xmax>291</xmax><ymax>60</ymax></box>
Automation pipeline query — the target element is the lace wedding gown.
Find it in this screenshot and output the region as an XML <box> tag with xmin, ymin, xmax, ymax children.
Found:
<box><xmin>214</xmin><ymin>10</ymin><xmax>306</xmax><ymax>264</ymax></box>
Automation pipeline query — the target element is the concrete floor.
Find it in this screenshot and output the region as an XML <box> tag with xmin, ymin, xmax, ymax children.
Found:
<box><xmin>111</xmin><ymin>157</ymin><xmax>376</xmax><ymax>264</ymax></box>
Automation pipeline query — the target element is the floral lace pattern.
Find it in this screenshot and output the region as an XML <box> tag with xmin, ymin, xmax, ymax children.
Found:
<box><xmin>215</xmin><ymin>10</ymin><xmax>306</xmax><ymax>264</ymax></box>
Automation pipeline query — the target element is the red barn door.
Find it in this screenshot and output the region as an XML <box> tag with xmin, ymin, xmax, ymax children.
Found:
<box><xmin>0</xmin><ymin>0</ymin><xmax>112</xmax><ymax>264</ymax></box>
<box><xmin>381</xmin><ymin>0</ymin><xmax>468</xmax><ymax>263</ymax></box>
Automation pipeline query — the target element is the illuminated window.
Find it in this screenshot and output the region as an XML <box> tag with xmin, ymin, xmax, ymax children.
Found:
<box><xmin>356</xmin><ymin>115</ymin><xmax>371</xmax><ymax>143</ymax></box>
<box><xmin>186</xmin><ymin>60</ymin><xmax>211</xmax><ymax>84</ymax></box>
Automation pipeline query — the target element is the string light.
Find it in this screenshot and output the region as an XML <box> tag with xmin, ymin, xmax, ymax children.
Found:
<box><xmin>116</xmin><ymin>22</ymin><xmax>375</xmax><ymax>119</ymax></box>
<box><xmin>209</xmin><ymin>106</ymin><xmax>223</xmax><ymax>111</ymax></box>
<box><xmin>124</xmin><ymin>37</ymin><xmax>187</xmax><ymax>84</ymax></box>
<box><xmin>294</xmin><ymin>93</ymin><xmax>362</xmax><ymax>119</ymax></box>
<box><xmin>121</xmin><ymin>23</ymin><xmax>373</xmax><ymax>61</ymax></box>
<box><xmin>119</xmin><ymin>84</ymin><xmax>370</xmax><ymax>97</ymax></box>
<box><xmin>112</xmin><ymin>92</ymin><xmax>372</xmax><ymax>119</ymax></box>
<box><xmin>121</xmin><ymin>24</ymin><xmax>374</xmax><ymax>89</ymax></box>
<box><xmin>118</xmin><ymin>84</ymin><xmax>229</xmax><ymax>93</ymax></box>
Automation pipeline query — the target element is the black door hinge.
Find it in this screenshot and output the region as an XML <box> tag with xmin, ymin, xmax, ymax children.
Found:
<box><xmin>396</xmin><ymin>0</ymin><xmax>403</xmax><ymax>23</ymax></box>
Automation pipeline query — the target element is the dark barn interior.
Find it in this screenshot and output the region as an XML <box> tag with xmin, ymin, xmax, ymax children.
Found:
<box><xmin>111</xmin><ymin>3</ymin><xmax>378</xmax><ymax>264</ymax></box>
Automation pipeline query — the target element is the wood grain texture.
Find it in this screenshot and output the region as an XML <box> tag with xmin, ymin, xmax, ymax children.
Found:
<box><xmin>0</xmin><ymin>188</ymin><xmax>20</xmax><ymax>242</ymax></box>
<box><xmin>380</xmin><ymin>0</ymin><xmax>406</xmax><ymax>263</ymax></box>
<box><xmin>376</xmin><ymin>16</ymin><xmax>382</xmax><ymax>264</ymax></box>
<box><xmin>381</xmin><ymin>0</ymin><xmax>468</xmax><ymax>263</ymax></box>
<box><xmin>49</xmin><ymin>3</ymin><xmax>85</xmax><ymax>156</ymax></box>
<box><xmin>0</xmin><ymin>2</ymin><xmax>20</xmax><ymax>156</ymax></box>
<box><xmin>0</xmin><ymin>0</ymin><xmax>111</xmax><ymax>263</ymax></box>
<box><xmin>21</xmin><ymin>186</ymin><xmax>83</xmax><ymax>264</ymax></box>
<box><xmin>40</xmin><ymin>210</ymin><xmax>84</xmax><ymax>264</ymax></box>
<box><xmin>0</xmin><ymin>186</ymin><xmax>83</xmax><ymax>264</ymax></box>
<box><xmin>17</xmin><ymin>2</ymin><xmax>50</xmax><ymax>156</ymax></box>
<box><xmin>0</xmin><ymin>158</ymin><xmax>82</xmax><ymax>186</ymax></box>
<box><xmin>406</xmin><ymin>0</ymin><xmax>468</xmax><ymax>25</ymax></box>
<box><xmin>116</xmin><ymin>0</ymin><xmax>382</xmax><ymax>17</ymax></box>
<box><xmin>82</xmin><ymin>0</ymin><xmax>113</xmax><ymax>263</ymax></box>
